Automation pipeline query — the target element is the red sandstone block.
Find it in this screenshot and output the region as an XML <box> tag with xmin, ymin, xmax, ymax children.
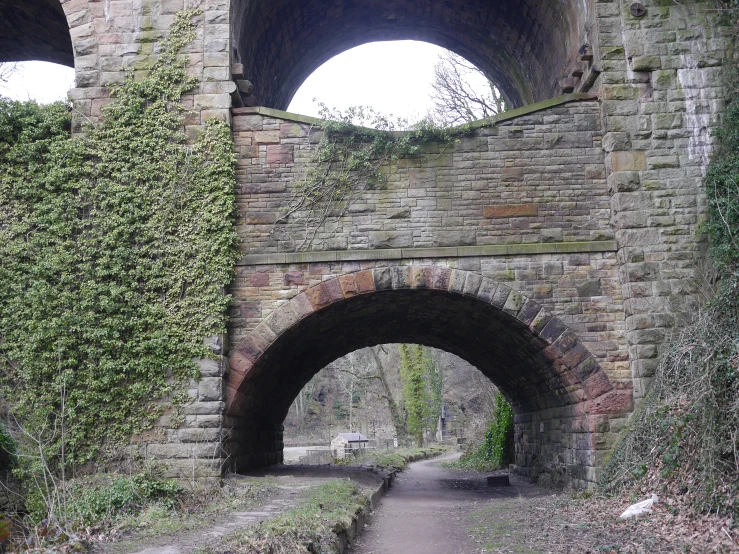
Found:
<box><xmin>542</xmin><ymin>345</ymin><xmax>559</xmax><ymax>362</ymax></box>
<box><xmin>484</xmin><ymin>204</ymin><xmax>538</xmax><ymax>218</ymax></box>
<box><xmin>353</xmin><ymin>270</ymin><xmax>375</xmax><ymax>294</ymax></box>
<box><xmin>562</xmin><ymin>343</ymin><xmax>590</xmax><ymax>370</ymax></box>
<box><xmin>235</xmin><ymin>338</ymin><xmax>262</xmax><ymax>365</ymax></box>
<box><xmin>229</xmin><ymin>351</ymin><xmax>254</xmax><ymax>382</ymax></box>
<box><xmin>551</xmin><ymin>330</ymin><xmax>579</xmax><ymax>357</ymax></box>
<box><xmin>589</xmin><ymin>389</ymin><xmax>633</xmax><ymax>415</ymax></box>
<box><xmin>250</xmin><ymin>272</ymin><xmax>269</xmax><ymax>287</ymax></box>
<box><xmin>583</xmin><ymin>370</ymin><xmax>613</xmax><ymax>399</ymax></box>
<box><xmin>225</xmin><ymin>385</ymin><xmax>248</xmax><ymax>416</ymax></box>
<box><xmin>517</xmin><ymin>299</ymin><xmax>542</xmax><ymax>326</ymax></box>
<box><xmin>391</xmin><ymin>266</ymin><xmax>412</xmax><ymax>289</ymax></box>
<box><xmin>283</xmin><ymin>271</ymin><xmax>304</xmax><ymax>286</ymax></box>
<box><xmin>339</xmin><ymin>274</ymin><xmax>360</xmax><ymax>298</ymax></box>
<box><xmin>305</xmin><ymin>279</ymin><xmax>344</xmax><ymax>311</ymax></box>
<box><xmin>266</xmin><ymin>144</ymin><xmax>294</xmax><ymax>165</ymax></box>
<box><xmin>249</xmin><ymin>323</ymin><xmax>278</xmax><ymax>354</ymax></box>
<box><xmin>539</xmin><ymin>317</ymin><xmax>567</xmax><ymax>344</ymax></box>
<box><xmin>560</xmin><ymin>369</ymin><xmax>580</xmax><ymax>387</ymax></box>
<box><xmin>409</xmin><ymin>266</ymin><xmax>434</xmax><ymax>289</ymax></box>
<box><xmin>265</xmin><ymin>303</ymin><xmax>300</xmax><ymax>335</ymax></box>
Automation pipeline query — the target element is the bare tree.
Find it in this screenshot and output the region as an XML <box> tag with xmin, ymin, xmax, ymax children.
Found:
<box><xmin>0</xmin><ymin>63</ymin><xmax>17</xmax><ymax>86</ymax></box>
<box><xmin>428</xmin><ymin>52</ymin><xmax>508</xmax><ymax>126</ymax></box>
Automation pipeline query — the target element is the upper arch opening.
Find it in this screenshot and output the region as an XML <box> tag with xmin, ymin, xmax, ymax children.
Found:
<box><xmin>231</xmin><ymin>0</ymin><xmax>593</xmax><ymax>111</ymax></box>
<box><xmin>0</xmin><ymin>0</ymin><xmax>74</xmax><ymax>66</ymax></box>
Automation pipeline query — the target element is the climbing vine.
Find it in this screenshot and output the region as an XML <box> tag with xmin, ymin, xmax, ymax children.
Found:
<box><xmin>275</xmin><ymin>105</ymin><xmax>477</xmax><ymax>251</ymax></box>
<box><xmin>0</xmin><ymin>10</ymin><xmax>238</xmax><ymax>471</ymax></box>
<box><xmin>398</xmin><ymin>344</ymin><xmax>432</xmax><ymax>446</ymax></box>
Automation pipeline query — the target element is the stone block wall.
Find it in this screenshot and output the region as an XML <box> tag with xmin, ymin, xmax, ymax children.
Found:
<box><xmin>234</xmin><ymin>98</ymin><xmax>610</xmax><ymax>255</ymax></box>
<box><xmin>593</xmin><ymin>0</ymin><xmax>729</xmax><ymax>400</ymax></box>
<box><xmin>29</xmin><ymin>0</ymin><xmax>730</xmax><ymax>482</ymax></box>
<box><xmin>61</xmin><ymin>0</ymin><xmax>233</xmax><ymax>133</ymax></box>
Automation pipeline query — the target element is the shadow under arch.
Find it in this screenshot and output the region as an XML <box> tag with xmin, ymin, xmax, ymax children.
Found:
<box><xmin>0</xmin><ymin>0</ymin><xmax>74</xmax><ymax>66</ymax></box>
<box><xmin>227</xmin><ymin>265</ymin><xmax>632</xmax><ymax>486</ymax></box>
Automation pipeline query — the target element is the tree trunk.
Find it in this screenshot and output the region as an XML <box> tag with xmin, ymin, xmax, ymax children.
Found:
<box><xmin>369</xmin><ymin>347</ymin><xmax>406</xmax><ymax>441</ymax></box>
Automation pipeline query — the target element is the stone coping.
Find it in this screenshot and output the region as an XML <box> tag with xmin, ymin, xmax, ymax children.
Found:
<box><xmin>232</xmin><ymin>93</ymin><xmax>598</xmax><ymax>135</ymax></box>
<box><xmin>236</xmin><ymin>240</ymin><xmax>617</xmax><ymax>266</ymax></box>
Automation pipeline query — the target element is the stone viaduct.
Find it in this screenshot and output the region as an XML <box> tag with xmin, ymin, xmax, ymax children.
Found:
<box><xmin>0</xmin><ymin>0</ymin><xmax>728</xmax><ymax>487</ymax></box>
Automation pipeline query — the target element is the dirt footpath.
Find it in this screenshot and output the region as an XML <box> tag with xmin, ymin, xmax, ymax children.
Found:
<box><xmin>347</xmin><ymin>452</ymin><xmax>549</xmax><ymax>554</ymax></box>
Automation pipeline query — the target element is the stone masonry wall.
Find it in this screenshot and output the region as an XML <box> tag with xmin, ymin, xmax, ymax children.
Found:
<box><xmin>593</xmin><ymin>0</ymin><xmax>729</xmax><ymax>400</ymax></box>
<box><xmin>234</xmin><ymin>98</ymin><xmax>610</xmax><ymax>255</ymax></box>
<box><xmin>61</xmin><ymin>0</ymin><xmax>233</xmax><ymax>133</ymax></box>
<box><xmin>41</xmin><ymin>0</ymin><xmax>730</xmax><ymax>482</ymax></box>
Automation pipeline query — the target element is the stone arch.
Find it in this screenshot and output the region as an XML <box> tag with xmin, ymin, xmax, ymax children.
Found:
<box><xmin>231</xmin><ymin>0</ymin><xmax>594</xmax><ymax>110</ymax></box>
<box><xmin>227</xmin><ymin>265</ymin><xmax>632</xmax><ymax>485</ymax></box>
<box><xmin>0</xmin><ymin>0</ymin><xmax>75</xmax><ymax>66</ymax></box>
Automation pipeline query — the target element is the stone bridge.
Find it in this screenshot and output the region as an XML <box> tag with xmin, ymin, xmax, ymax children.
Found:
<box><xmin>1</xmin><ymin>0</ymin><xmax>728</xmax><ymax>486</ymax></box>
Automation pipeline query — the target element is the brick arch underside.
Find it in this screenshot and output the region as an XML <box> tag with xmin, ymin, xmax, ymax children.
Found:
<box><xmin>227</xmin><ymin>266</ymin><xmax>632</xmax><ymax>483</ymax></box>
<box><xmin>0</xmin><ymin>0</ymin><xmax>73</xmax><ymax>65</ymax></box>
<box><xmin>231</xmin><ymin>0</ymin><xmax>592</xmax><ymax>111</ymax></box>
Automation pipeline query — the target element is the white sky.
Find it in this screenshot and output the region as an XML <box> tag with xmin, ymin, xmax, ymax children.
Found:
<box><xmin>0</xmin><ymin>61</ymin><xmax>76</xmax><ymax>104</ymax></box>
<box><xmin>1</xmin><ymin>41</ymin><xmax>490</xmax><ymax>124</ymax></box>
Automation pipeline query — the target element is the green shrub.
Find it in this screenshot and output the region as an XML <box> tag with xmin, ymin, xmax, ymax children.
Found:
<box><xmin>452</xmin><ymin>392</ymin><xmax>514</xmax><ymax>471</ymax></box>
<box><xmin>26</xmin><ymin>472</ymin><xmax>183</xmax><ymax>526</ymax></box>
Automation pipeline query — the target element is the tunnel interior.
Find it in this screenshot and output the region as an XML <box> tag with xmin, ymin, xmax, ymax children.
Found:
<box><xmin>0</xmin><ymin>0</ymin><xmax>73</xmax><ymax>66</ymax></box>
<box><xmin>233</xmin><ymin>290</ymin><xmax>587</xmax><ymax>426</ymax></box>
<box><xmin>226</xmin><ymin>268</ymin><xmax>619</xmax><ymax>482</ymax></box>
<box><xmin>231</xmin><ymin>0</ymin><xmax>594</xmax><ymax>110</ymax></box>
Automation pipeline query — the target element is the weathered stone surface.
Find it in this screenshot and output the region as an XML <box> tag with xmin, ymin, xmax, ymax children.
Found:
<box><xmin>369</xmin><ymin>231</ymin><xmax>414</xmax><ymax>249</ymax></box>
<box><xmin>610</xmin><ymin>151</ymin><xmax>647</xmax><ymax>172</ymax></box>
<box><xmin>48</xmin><ymin>0</ymin><xmax>724</xmax><ymax>487</ymax></box>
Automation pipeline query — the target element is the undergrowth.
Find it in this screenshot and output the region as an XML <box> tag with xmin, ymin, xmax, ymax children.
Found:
<box><xmin>201</xmin><ymin>480</ymin><xmax>370</xmax><ymax>554</ymax></box>
<box><xmin>600</xmin><ymin>279</ymin><xmax>739</xmax><ymax>515</ymax></box>
<box><xmin>2</xmin><ymin>472</ymin><xmax>277</xmax><ymax>552</ymax></box>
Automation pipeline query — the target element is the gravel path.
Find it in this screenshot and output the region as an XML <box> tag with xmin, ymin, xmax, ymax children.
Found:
<box><xmin>347</xmin><ymin>452</ymin><xmax>549</xmax><ymax>554</ymax></box>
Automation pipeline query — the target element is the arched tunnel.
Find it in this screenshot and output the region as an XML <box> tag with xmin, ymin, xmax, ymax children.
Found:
<box><xmin>231</xmin><ymin>0</ymin><xmax>594</xmax><ymax>110</ymax></box>
<box><xmin>0</xmin><ymin>0</ymin><xmax>73</xmax><ymax>66</ymax></box>
<box><xmin>227</xmin><ymin>267</ymin><xmax>631</xmax><ymax>486</ymax></box>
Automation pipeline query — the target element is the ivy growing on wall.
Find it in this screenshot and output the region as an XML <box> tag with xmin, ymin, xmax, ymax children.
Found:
<box><xmin>275</xmin><ymin>105</ymin><xmax>477</xmax><ymax>251</ymax></box>
<box><xmin>0</xmin><ymin>10</ymin><xmax>238</xmax><ymax>471</ymax></box>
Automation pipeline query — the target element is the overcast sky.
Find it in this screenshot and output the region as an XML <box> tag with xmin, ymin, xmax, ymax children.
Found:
<box><xmin>1</xmin><ymin>41</ymin><xmax>489</xmax><ymax>124</ymax></box>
